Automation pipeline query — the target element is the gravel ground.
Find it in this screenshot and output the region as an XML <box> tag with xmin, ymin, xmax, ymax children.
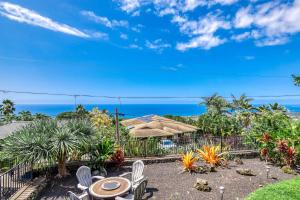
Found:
<box><xmin>39</xmin><ymin>158</ymin><xmax>298</xmax><ymax>200</ymax></box>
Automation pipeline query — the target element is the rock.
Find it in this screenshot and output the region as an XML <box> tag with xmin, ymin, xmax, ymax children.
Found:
<box><xmin>196</xmin><ymin>178</ymin><xmax>208</xmax><ymax>185</ymax></box>
<box><xmin>234</xmin><ymin>157</ymin><xmax>243</xmax><ymax>165</ymax></box>
<box><xmin>194</xmin><ymin>166</ymin><xmax>207</xmax><ymax>174</ymax></box>
<box><xmin>194</xmin><ymin>178</ymin><xmax>211</xmax><ymax>192</ymax></box>
<box><xmin>236</xmin><ymin>168</ymin><xmax>255</xmax><ymax>176</ymax></box>
<box><xmin>204</xmin><ymin>165</ymin><xmax>216</xmax><ymax>172</ymax></box>
<box><xmin>271</xmin><ymin>176</ymin><xmax>278</xmax><ymax>180</ymax></box>
<box><xmin>281</xmin><ymin>166</ymin><xmax>297</xmax><ymax>175</ymax></box>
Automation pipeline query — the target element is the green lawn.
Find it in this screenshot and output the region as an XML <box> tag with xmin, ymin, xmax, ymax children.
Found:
<box><xmin>246</xmin><ymin>178</ymin><xmax>300</xmax><ymax>200</ymax></box>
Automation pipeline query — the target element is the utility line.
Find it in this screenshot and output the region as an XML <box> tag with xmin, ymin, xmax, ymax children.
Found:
<box><xmin>1</xmin><ymin>89</ymin><xmax>300</xmax><ymax>99</ymax></box>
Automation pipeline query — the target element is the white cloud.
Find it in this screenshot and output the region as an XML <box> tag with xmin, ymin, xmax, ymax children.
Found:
<box><xmin>179</xmin><ymin>14</ymin><xmax>231</xmax><ymax>36</ymax></box>
<box><xmin>234</xmin><ymin>1</ymin><xmax>300</xmax><ymax>46</ymax></box>
<box><xmin>0</xmin><ymin>2</ymin><xmax>90</xmax><ymax>38</ymax></box>
<box><xmin>231</xmin><ymin>32</ymin><xmax>250</xmax><ymax>42</ymax></box>
<box><xmin>255</xmin><ymin>37</ymin><xmax>289</xmax><ymax>47</ymax></box>
<box><xmin>183</xmin><ymin>0</ymin><xmax>206</xmax><ymax>12</ymax></box>
<box><xmin>118</xmin><ymin>0</ymin><xmax>141</xmax><ymax>13</ymax></box>
<box><xmin>212</xmin><ymin>0</ymin><xmax>238</xmax><ymax>5</ymax></box>
<box><xmin>128</xmin><ymin>44</ymin><xmax>142</xmax><ymax>49</ymax></box>
<box><xmin>131</xmin><ymin>24</ymin><xmax>144</xmax><ymax>32</ymax></box>
<box><xmin>145</xmin><ymin>39</ymin><xmax>171</xmax><ymax>53</ymax></box>
<box><xmin>85</xmin><ymin>31</ymin><xmax>109</xmax><ymax>40</ymax></box>
<box><xmin>174</xmin><ymin>13</ymin><xmax>229</xmax><ymax>50</ymax></box>
<box><xmin>234</xmin><ymin>6</ymin><xmax>253</xmax><ymax>28</ymax></box>
<box><xmin>158</xmin><ymin>7</ymin><xmax>176</xmax><ymax>16</ymax></box>
<box><xmin>176</xmin><ymin>34</ymin><xmax>226</xmax><ymax>50</ymax></box>
<box><xmin>120</xmin><ymin>33</ymin><xmax>128</xmax><ymax>39</ymax></box>
<box><xmin>81</xmin><ymin>10</ymin><xmax>128</xmax><ymax>28</ymax></box>
<box><xmin>162</xmin><ymin>63</ymin><xmax>184</xmax><ymax>71</ymax></box>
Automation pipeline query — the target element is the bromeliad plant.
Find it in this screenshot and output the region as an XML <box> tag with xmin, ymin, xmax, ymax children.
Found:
<box><xmin>182</xmin><ymin>151</ymin><xmax>198</xmax><ymax>172</ymax></box>
<box><xmin>196</xmin><ymin>145</ymin><xmax>221</xmax><ymax>166</ymax></box>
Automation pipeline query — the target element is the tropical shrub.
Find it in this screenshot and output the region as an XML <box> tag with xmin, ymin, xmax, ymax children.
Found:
<box><xmin>197</xmin><ymin>113</ymin><xmax>242</xmax><ymax>136</ymax></box>
<box><xmin>90</xmin><ymin>107</ymin><xmax>112</xmax><ymax>128</ymax></box>
<box><xmin>182</xmin><ymin>151</ymin><xmax>198</xmax><ymax>172</ymax></box>
<box><xmin>1</xmin><ymin>119</ymin><xmax>95</xmax><ymax>177</ymax></box>
<box><xmin>17</xmin><ymin>110</ymin><xmax>34</xmax><ymax>121</ymax></box>
<box><xmin>89</xmin><ymin>137</ymin><xmax>115</xmax><ymax>170</ymax></box>
<box><xmin>258</xmin><ymin>132</ymin><xmax>298</xmax><ymax>167</ymax></box>
<box><xmin>196</xmin><ymin>145</ymin><xmax>221</xmax><ymax>166</ymax></box>
<box><xmin>123</xmin><ymin>138</ymin><xmax>166</xmax><ymax>157</ymax></box>
<box><xmin>35</xmin><ymin>113</ymin><xmax>51</xmax><ymax>120</ymax></box>
<box><xmin>56</xmin><ymin>111</ymin><xmax>79</xmax><ymax>120</ymax></box>
<box><xmin>111</xmin><ymin>148</ymin><xmax>125</xmax><ymax>167</ymax></box>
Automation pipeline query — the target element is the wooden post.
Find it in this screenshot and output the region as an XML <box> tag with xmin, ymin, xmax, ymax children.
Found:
<box><xmin>220</xmin><ymin>134</ymin><xmax>223</xmax><ymax>153</ymax></box>
<box><xmin>115</xmin><ymin>108</ymin><xmax>120</xmax><ymax>145</ymax></box>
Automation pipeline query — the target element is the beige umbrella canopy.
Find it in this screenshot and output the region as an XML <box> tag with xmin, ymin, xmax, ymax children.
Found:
<box><xmin>121</xmin><ymin>115</ymin><xmax>198</xmax><ymax>138</ymax></box>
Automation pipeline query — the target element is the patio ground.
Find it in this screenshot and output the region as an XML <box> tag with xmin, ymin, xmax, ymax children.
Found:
<box><xmin>39</xmin><ymin>158</ymin><xmax>298</xmax><ymax>200</ymax></box>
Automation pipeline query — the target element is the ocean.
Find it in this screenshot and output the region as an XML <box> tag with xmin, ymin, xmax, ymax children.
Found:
<box><xmin>15</xmin><ymin>104</ymin><xmax>300</xmax><ymax>118</ymax></box>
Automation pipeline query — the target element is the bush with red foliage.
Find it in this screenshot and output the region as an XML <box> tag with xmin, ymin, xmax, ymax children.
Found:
<box><xmin>111</xmin><ymin>148</ymin><xmax>125</xmax><ymax>167</ymax></box>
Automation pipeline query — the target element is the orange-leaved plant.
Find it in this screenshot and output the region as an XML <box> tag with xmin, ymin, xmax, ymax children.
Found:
<box><xmin>182</xmin><ymin>151</ymin><xmax>198</xmax><ymax>171</ymax></box>
<box><xmin>196</xmin><ymin>145</ymin><xmax>221</xmax><ymax>166</ymax></box>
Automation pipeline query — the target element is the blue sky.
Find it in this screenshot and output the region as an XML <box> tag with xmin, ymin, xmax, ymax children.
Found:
<box><xmin>0</xmin><ymin>0</ymin><xmax>300</xmax><ymax>104</ymax></box>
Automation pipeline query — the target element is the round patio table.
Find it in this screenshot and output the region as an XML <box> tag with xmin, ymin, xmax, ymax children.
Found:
<box><xmin>89</xmin><ymin>177</ymin><xmax>131</xmax><ymax>199</ymax></box>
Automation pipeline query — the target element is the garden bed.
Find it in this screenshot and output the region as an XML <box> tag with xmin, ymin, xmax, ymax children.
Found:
<box><xmin>38</xmin><ymin>158</ymin><xmax>298</xmax><ymax>200</ymax></box>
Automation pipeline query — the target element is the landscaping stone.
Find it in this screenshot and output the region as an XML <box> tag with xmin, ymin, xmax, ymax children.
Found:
<box><xmin>236</xmin><ymin>168</ymin><xmax>255</xmax><ymax>176</ymax></box>
<box><xmin>234</xmin><ymin>157</ymin><xmax>244</xmax><ymax>165</ymax></box>
<box><xmin>194</xmin><ymin>166</ymin><xmax>207</xmax><ymax>174</ymax></box>
<box><xmin>205</xmin><ymin>165</ymin><xmax>216</xmax><ymax>172</ymax></box>
<box><xmin>194</xmin><ymin>178</ymin><xmax>211</xmax><ymax>192</ymax></box>
<box><xmin>281</xmin><ymin>166</ymin><xmax>297</xmax><ymax>175</ymax></box>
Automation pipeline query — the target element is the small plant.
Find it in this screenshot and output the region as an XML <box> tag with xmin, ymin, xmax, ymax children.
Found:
<box><xmin>89</xmin><ymin>138</ymin><xmax>115</xmax><ymax>170</ymax></box>
<box><xmin>182</xmin><ymin>151</ymin><xmax>198</xmax><ymax>172</ymax></box>
<box><xmin>111</xmin><ymin>148</ymin><xmax>125</xmax><ymax>167</ymax></box>
<box><xmin>196</xmin><ymin>145</ymin><xmax>221</xmax><ymax>166</ymax></box>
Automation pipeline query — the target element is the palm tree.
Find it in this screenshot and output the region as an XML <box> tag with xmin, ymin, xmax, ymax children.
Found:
<box><xmin>35</xmin><ymin>113</ymin><xmax>50</xmax><ymax>120</ymax></box>
<box><xmin>231</xmin><ymin>94</ymin><xmax>254</xmax><ymax>129</ymax></box>
<box><xmin>2</xmin><ymin>119</ymin><xmax>94</xmax><ymax>177</ymax></box>
<box><xmin>76</xmin><ymin>104</ymin><xmax>89</xmax><ymax>115</ymax></box>
<box><xmin>292</xmin><ymin>75</ymin><xmax>300</xmax><ymax>86</ymax></box>
<box><xmin>200</xmin><ymin>93</ymin><xmax>230</xmax><ymax>115</ymax></box>
<box><xmin>269</xmin><ymin>103</ymin><xmax>286</xmax><ymax>113</ymax></box>
<box><xmin>0</xmin><ymin>99</ymin><xmax>15</xmax><ymax>116</ymax></box>
<box><xmin>231</xmin><ymin>94</ymin><xmax>253</xmax><ymax>111</ymax></box>
<box><xmin>51</xmin><ymin>127</ymin><xmax>78</xmax><ymax>177</ymax></box>
<box><xmin>18</xmin><ymin>110</ymin><xmax>33</xmax><ymax>121</ymax></box>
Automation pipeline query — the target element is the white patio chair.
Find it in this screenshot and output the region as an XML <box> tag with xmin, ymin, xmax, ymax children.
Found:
<box><xmin>67</xmin><ymin>191</ymin><xmax>89</xmax><ymax>200</ymax></box>
<box><xmin>115</xmin><ymin>178</ymin><xmax>148</xmax><ymax>200</ymax></box>
<box><xmin>76</xmin><ymin>166</ymin><xmax>105</xmax><ymax>192</ymax></box>
<box><xmin>119</xmin><ymin>160</ymin><xmax>144</xmax><ymax>189</ymax></box>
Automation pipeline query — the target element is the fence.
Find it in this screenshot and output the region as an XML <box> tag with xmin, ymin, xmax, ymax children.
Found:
<box><xmin>123</xmin><ymin>135</ymin><xmax>257</xmax><ymax>157</ymax></box>
<box><xmin>0</xmin><ymin>162</ymin><xmax>32</xmax><ymax>199</ymax></box>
